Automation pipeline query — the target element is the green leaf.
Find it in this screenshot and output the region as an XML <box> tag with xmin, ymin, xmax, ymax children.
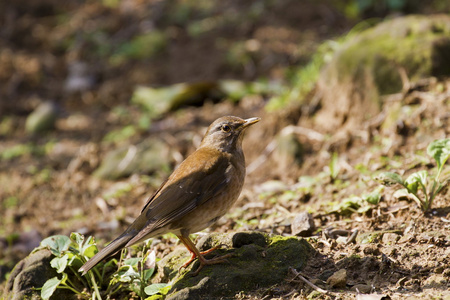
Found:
<box><xmin>81</xmin><ymin>243</ymin><xmax>98</xmax><ymax>259</ymax></box>
<box><xmin>159</xmin><ymin>284</ymin><xmax>172</xmax><ymax>295</ymax></box>
<box><xmin>115</xmin><ymin>265</ymin><xmax>140</xmax><ymax>282</ymax></box>
<box><xmin>328</xmin><ymin>196</ymin><xmax>362</xmax><ymax>215</ymax></box>
<box><xmin>69</xmin><ymin>233</ymin><xmax>98</xmax><ymax>258</ymax></box>
<box><xmin>329</xmin><ymin>152</ymin><xmax>340</xmax><ymax>179</ymax></box>
<box><xmin>393</xmin><ymin>188</ymin><xmax>410</xmax><ymax>200</ymax></box>
<box><xmin>50</xmin><ymin>254</ymin><xmax>69</xmax><ymax>273</ymax></box>
<box><xmin>362</xmin><ymin>187</ymin><xmax>383</xmax><ymax>205</ymax></box>
<box><xmin>375</xmin><ymin>172</ymin><xmax>404</xmax><ymax>186</ymax></box>
<box><xmin>40</xmin><ymin>235</ymin><xmax>72</xmax><ymax>257</ymax></box>
<box><xmin>123</xmin><ymin>257</ymin><xmax>142</xmax><ymax>267</ymax></box>
<box><xmin>144</xmin><ymin>268</ymin><xmax>155</xmax><ymax>281</ymax></box>
<box><xmin>406</xmin><ymin>181</ymin><xmax>419</xmax><ymax>194</ymax></box>
<box><xmin>144</xmin><ymin>283</ymin><xmax>170</xmax><ymax>296</ymax></box>
<box><xmin>405</xmin><ymin>171</ymin><xmax>428</xmax><ymax>188</ymax></box>
<box><xmin>41</xmin><ymin>277</ymin><xmax>62</xmax><ymax>300</ymax></box>
<box><xmin>427</xmin><ymin>138</ymin><xmax>450</xmax><ymax>170</ymax></box>
<box><xmin>70</xmin><ymin>232</ymin><xmax>84</xmax><ymax>246</ymax></box>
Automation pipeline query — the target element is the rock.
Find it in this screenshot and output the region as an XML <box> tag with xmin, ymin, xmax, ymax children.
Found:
<box><xmin>3</xmin><ymin>249</ymin><xmax>73</xmax><ymax>300</ymax></box>
<box><xmin>131</xmin><ymin>82</ymin><xmax>224</xmax><ymax>118</ymax></box>
<box><xmin>357</xmin><ymin>230</ymin><xmax>402</xmax><ymax>244</ymax></box>
<box><xmin>25</xmin><ymin>101</ymin><xmax>58</xmax><ymax>134</ymax></box>
<box><xmin>351</xmin><ymin>284</ymin><xmax>372</xmax><ymax>294</ymax></box>
<box><xmin>315</xmin><ymin>14</ymin><xmax>450</xmax><ymax>132</ymax></box>
<box><xmin>291</xmin><ymin>212</ymin><xmax>315</xmax><ymax>237</ymax></box>
<box><xmin>94</xmin><ymin>138</ymin><xmax>172</xmax><ymax>179</ymax></box>
<box><xmin>382</xmin><ymin>233</ymin><xmax>400</xmax><ymax>245</ymax></box>
<box><xmin>254</xmin><ymin>180</ymin><xmax>288</xmax><ymax>194</ymax></box>
<box><xmin>361</xmin><ymin>244</ymin><xmax>381</xmax><ymax>256</ymax></box>
<box><xmin>155</xmin><ymin>232</ymin><xmax>314</xmax><ymax>299</ymax></box>
<box><xmin>424</xmin><ymin>274</ymin><xmax>447</xmax><ymax>289</ymax></box>
<box><xmin>357</xmin><ymin>232</ymin><xmax>382</xmax><ymax>244</ymax></box>
<box><xmin>336</xmin><ymin>236</ymin><xmax>349</xmax><ymax>244</ymax></box>
<box><xmin>326</xmin><ymin>269</ymin><xmax>347</xmax><ymax>288</ymax></box>
<box><xmin>231</xmin><ymin>232</ymin><xmax>267</xmax><ymax>248</ymax></box>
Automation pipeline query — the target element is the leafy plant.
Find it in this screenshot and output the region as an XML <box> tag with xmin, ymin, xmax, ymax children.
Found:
<box><xmin>39</xmin><ymin>233</ymin><xmax>102</xmax><ymax>300</ymax></box>
<box><xmin>327</xmin><ymin>186</ymin><xmax>383</xmax><ymax>216</ymax></box>
<box><xmin>109</xmin><ymin>240</ymin><xmax>172</xmax><ymax>299</ymax></box>
<box><xmin>39</xmin><ymin>233</ymin><xmax>170</xmax><ymax>300</ymax></box>
<box><xmin>376</xmin><ymin>138</ymin><xmax>450</xmax><ymax>212</ymax></box>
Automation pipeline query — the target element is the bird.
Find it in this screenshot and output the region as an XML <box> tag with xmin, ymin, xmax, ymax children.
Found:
<box><xmin>79</xmin><ymin>116</ymin><xmax>260</xmax><ymax>276</ymax></box>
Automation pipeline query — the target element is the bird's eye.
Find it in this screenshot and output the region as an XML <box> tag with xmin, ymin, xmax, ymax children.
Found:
<box><xmin>221</xmin><ymin>124</ymin><xmax>231</xmax><ymax>132</ymax></box>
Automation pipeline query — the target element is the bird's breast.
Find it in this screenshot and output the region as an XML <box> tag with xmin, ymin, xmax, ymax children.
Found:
<box><xmin>171</xmin><ymin>154</ymin><xmax>246</xmax><ymax>235</ymax></box>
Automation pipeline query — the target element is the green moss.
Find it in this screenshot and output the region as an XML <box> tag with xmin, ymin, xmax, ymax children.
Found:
<box><xmin>332</xmin><ymin>15</ymin><xmax>450</xmax><ymax>96</ymax></box>
<box><xmin>156</xmin><ymin>233</ymin><xmax>313</xmax><ymax>298</ymax></box>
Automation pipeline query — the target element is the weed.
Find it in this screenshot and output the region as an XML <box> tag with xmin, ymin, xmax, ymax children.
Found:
<box><xmin>376</xmin><ymin>138</ymin><xmax>450</xmax><ymax>212</ymax></box>
<box><xmin>38</xmin><ymin>233</ymin><xmax>171</xmax><ymax>299</ymax></box>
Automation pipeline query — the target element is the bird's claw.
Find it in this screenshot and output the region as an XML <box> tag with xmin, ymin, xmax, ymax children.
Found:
<box><xmin>190</xmin><ymin>253</ymin><xmax>233</xmax><ymax>276</ymax></box>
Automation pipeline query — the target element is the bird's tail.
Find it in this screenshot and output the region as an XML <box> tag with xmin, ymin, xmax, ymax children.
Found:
<box><xmin>79</xmin><ymin>231</ymin><xmax>135</xmax><ymax>276</ymax></box>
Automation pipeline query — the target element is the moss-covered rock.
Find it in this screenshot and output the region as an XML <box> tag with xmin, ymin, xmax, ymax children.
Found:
<box><xmin>315</xmin><ymin>14</ymin><xmax>450</xmax><ymax>132</ymax></box>
<box><xmin>3</xmin><ymin>249</ymin><xmax>74</xmax><ymax>300</ymax></box>
<box><xmin>131</xmin><ymin>82</ymin><xmax>225</xmax><ymax>118</ymax></box>
<box><xmin>25</xmin><ymin>101</ymin><xmax>58</xmax><ymax>134</ymax></box>
<box><xmin>94</xmin><ymin>138</ymin><xmax>172</xmax><ymax>179</ymax></box>
<box><xmin>154</xmin><ymin>232</ymin><xmax>314</xmax><ymax>299</ymax></box>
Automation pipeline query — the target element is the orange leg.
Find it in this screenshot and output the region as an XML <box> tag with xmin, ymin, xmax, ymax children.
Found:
<box><xmin>177</xmin><ymin>235</ymin><xmax>232</xmax><ymax>276</ymax></box>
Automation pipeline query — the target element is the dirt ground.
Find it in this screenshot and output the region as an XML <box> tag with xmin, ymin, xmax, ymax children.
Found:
<box><xmin>1</xmin><ymin>1</ymin><xmax>450</xmax><ymax>299</ymax></box>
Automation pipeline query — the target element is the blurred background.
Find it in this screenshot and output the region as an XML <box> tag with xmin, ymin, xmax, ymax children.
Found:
<box><xmin>2</xmin><ymin>0</ymin><xmax>450</xmax><ymax>296</ymax></box>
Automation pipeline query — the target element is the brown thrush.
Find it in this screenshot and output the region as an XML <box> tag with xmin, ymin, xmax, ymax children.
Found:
<box><xmin>79</xmin><ymin>116</ymin><xmax>260</xmax><ymax>275</ymax></box>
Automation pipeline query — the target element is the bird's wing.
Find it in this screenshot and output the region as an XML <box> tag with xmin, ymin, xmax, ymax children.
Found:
<box><xmin>125</xmin><ymin>147</ymin><xmax>231</xmax><ymax>246</ymax></box>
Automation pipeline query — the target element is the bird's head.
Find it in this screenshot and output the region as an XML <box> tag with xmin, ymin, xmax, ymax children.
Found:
<box><xmin>200</xmin><ymin>116</ymin><xmax>260</xmax><ymax>152</ymax></box>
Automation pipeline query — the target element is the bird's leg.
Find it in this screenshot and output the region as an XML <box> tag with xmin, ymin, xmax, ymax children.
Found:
<box><xmin>181</xmin><ymin>243</ymin><xmax>223</xmax><ymax>268</ymax></box>
<box><xmin>177</xmin><ymin>235</ymin><xmax>232</xmax><ymax>276</ymax></box>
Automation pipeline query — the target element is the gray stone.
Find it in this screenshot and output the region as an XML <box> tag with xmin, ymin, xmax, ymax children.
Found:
<box><xmin>291</xmin><ymin>212</ymin><xmax>315</xmax><ymax>237</ymax></box>
<box><xmin>3</xmin><ymin>249</ymin><xmax>74</xmax><ymax>300</ymax></box>
<box><xmin>351</xmin><ymin>284</ymin><xmax>372</xmax><ymax>294</ymax></box>
<box><xmin>382</xmin><ymin>232</ymin><xmax>400</xmax><ymax>245</ymax></box>
<box><xmin>326</xmin><ymin>269</ymin><xmax>347</xmax><ymax>288</ymax></box>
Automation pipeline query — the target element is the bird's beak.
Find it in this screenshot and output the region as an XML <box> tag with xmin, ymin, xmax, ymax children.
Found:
<box><xmin>241</xmin><ymin>117</ymin><xmax>261</xmax><ymax>129</ymax></box>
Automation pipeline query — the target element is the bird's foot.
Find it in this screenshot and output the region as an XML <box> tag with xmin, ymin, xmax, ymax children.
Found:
<box><xmin>180</xmin><ymin>244</ymin><xmax>224</xmax><ymax>269</ymax></box>
<box><xmin>190</xmin><ymin>253</ymin><xmax>233</xmax><ymax>276</ymax></box>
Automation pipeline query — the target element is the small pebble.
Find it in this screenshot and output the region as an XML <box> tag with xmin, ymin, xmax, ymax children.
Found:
<box><xmin>291</xmin><ymin>212</ymin><xmax>315</xmax><ymax>237</ymax></box>
<box><xmin>351</xmin><ymin>284</ymin><xmax>372</xmax><ymax>294</ymax></box>
<box><xmin>327</xmin><ymin>269</ymin><xmax>347</xmax><ymax>288</ymax></box>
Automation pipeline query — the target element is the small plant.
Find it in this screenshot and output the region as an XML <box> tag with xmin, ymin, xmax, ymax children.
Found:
<box><xmin>109</xmin><ymin>241</ymin><xmax>171</xmax><ymax>299</ymax></box>
<box><xmin>328</xmin><ymin>186</ymin><xmax>383</xmax><ymax>216</ymax></box>
<box><xmin>39</xmin><ymin>232</ymin><xmax>171</xmax><ymax>300</ymax></box>
<box><xmin>39</xmin><ymin>233</ymin><xmax>103</xmax><ymax>300</ymax></box>
<box><xmin>376</xmin><ymin>138</ymin><xmax>450</xmax><ymax>212</ymax></box>
<box><xmin>329</xmin><ymin>152</ymin><xmax>341</xmax><ymax>181</ymax></box>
